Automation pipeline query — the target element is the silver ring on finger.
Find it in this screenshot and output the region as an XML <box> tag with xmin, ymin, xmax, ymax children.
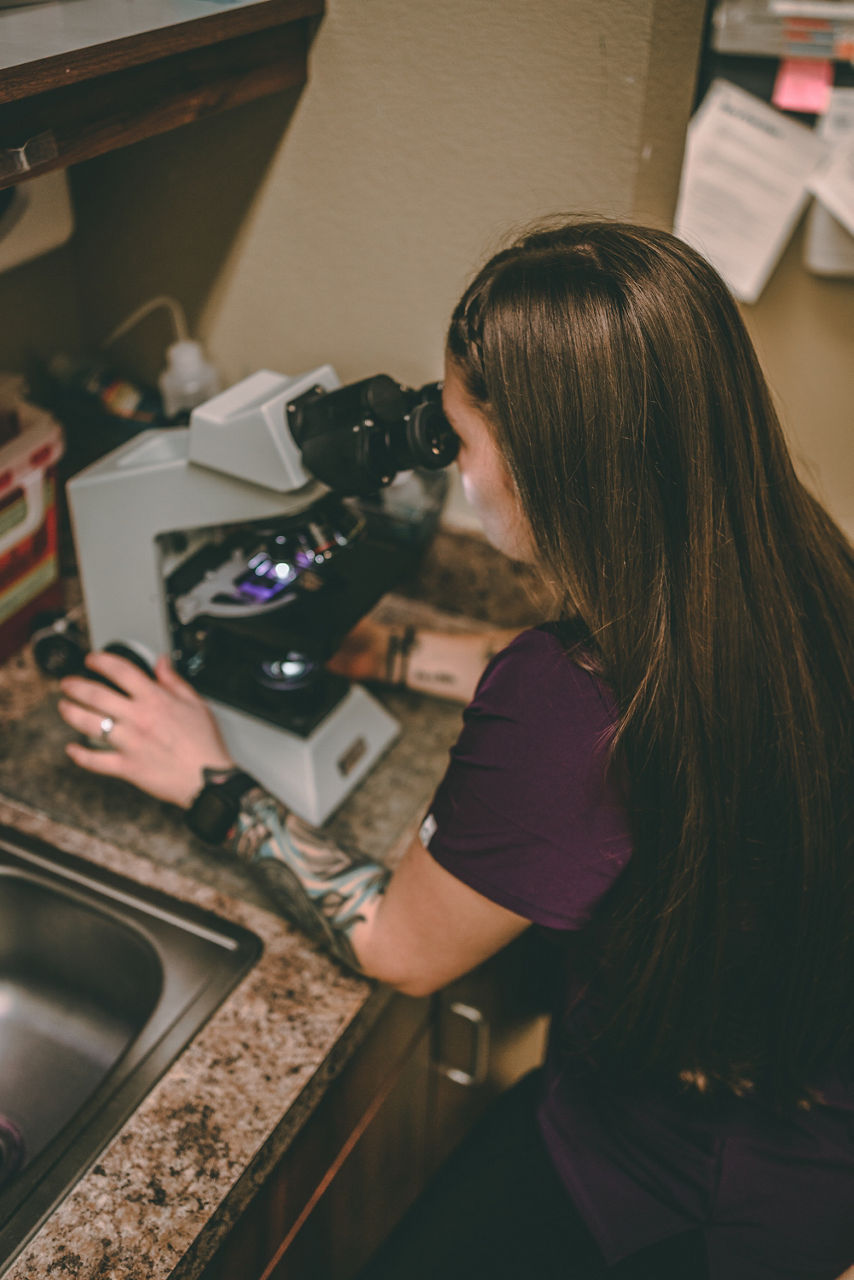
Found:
<box><xmin>99</xmin><ymin>715</ymin><xmax>116</xmax><ymax>745</ymax></box>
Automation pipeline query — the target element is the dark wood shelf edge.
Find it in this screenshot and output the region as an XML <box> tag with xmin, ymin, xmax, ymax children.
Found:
<box><xmin>0</xmin><ymin>21</ymin><xmax>313</xmax><ymax>191</ymax></box>
<box><xmin>0</xmin><ymin>0</ymin><xmax>324</xmax><ymax>106</ymax></box>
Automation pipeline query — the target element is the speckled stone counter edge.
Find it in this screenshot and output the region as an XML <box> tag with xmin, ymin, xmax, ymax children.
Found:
<box><xmin>0</xmin><ymin>796</ymin><xmax>389</xmax><ymax>1280</ymax></box>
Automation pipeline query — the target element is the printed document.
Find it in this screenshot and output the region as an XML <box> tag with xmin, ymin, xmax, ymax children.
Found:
<box><xmin>808</xmin><ymin>89</ymin><xmax>854</xmax><ymax>236</ymax></box>
<box><xmin>674</xmin><ymin>80</ymin><xmax>826</xmax><ymax>302</ymax></box>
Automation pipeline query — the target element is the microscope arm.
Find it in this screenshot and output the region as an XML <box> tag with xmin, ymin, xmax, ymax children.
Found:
<box><xmin>224</xmin><ymin>786</ymin><xmax>390</xmax><ymax>972</ymax></box>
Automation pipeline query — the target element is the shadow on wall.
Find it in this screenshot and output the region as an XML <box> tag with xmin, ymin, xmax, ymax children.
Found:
<box><xmin>0</xmin><ymin>239</ymin><xmax>81</xmax><ymax>375</ymax></box>
<box><xmin>66</xmin><ymin>88</ymin><xmax>302</xmax><ymax>385</ymax></box>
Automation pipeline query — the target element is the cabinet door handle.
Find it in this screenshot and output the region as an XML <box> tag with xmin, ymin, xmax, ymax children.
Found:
<box><xmin>436</xmin><ymin>1001</ymin><xmax>490</xmax><ymax>1087</ymax></box>
<box><xmin>0</xmin><ymin>132</ymin><xmax>58</xmax><ymax>181</ymax></box>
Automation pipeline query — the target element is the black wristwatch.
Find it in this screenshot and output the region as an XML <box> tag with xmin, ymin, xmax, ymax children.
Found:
<box><xmin>185</xmin><ymin>768</ymin><xmax>257</xmax><ymax>845</ymax></box>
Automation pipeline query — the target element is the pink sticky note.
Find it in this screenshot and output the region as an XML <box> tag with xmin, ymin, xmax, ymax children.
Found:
<box><xmin>772</xmin><ymin>58</ymin><xmax>834</xmax><ymax>115</ymax></box>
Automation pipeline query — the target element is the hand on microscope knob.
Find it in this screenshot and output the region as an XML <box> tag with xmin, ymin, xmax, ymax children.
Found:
<box><xmin>58</xmin><ymin>651</ymin><xmax>235</xmax><ymax>809</ymax></box>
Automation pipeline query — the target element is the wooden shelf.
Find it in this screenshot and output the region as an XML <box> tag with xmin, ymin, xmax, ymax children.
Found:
<box><xmin>0</xmin><ymin>0</ymin><xmax>323</xmax><ymax>190</ymax></box>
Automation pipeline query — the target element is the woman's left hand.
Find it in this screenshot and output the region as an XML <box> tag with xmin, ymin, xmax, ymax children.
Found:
<box><xmin>58</xmin><ymin>652</ymin><xmax>235</xmax><ymax>809</ymax></box>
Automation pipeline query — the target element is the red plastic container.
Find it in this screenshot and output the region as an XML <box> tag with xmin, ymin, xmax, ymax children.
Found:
<box><xmin>0</xmin><ymin>394</ymin><xmax>65</xmax><ymax>663</ymax></box>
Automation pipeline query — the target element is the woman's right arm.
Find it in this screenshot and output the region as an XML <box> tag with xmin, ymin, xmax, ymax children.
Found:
<box><xmin>225</xmin><ymin>791</ymin><xmax>531</xmax><ymax>996</ymax></box>
<box><xmin>58</xmin><ymin>647</ymin><xmax>529</xmax><ymax>994</ymax></box>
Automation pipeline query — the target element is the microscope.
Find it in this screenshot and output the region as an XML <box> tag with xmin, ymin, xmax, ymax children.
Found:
<box><xmin>66</xmin><ymin>365</ymin><xmax>458</xmax><ymax>824</ymax></box>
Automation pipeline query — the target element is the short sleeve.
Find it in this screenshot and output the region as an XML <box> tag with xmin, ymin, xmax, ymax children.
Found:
<box><xmin>421</xmin><ymin>628</ymin><xmax>633</xmax><ymax>930</ymax></box>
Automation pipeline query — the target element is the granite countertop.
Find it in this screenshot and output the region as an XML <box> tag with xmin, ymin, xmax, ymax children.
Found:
<box><xmin>0</xmin><ymin>530</ymin><xmax>547</xmax><ymax>1280</ymax></box>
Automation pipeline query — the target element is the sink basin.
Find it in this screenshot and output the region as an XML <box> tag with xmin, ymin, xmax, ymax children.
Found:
<box><xmin>0</xmin><ymin>825</ymin><xmax>262</xmax><ymax>1271</ymax></box>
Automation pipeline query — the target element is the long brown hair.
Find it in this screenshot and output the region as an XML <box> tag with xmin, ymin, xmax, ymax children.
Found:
<box><xmin>448</xmin><ymin>220</ymin><xmax>854</xmax><ymax>1102</ymax></box>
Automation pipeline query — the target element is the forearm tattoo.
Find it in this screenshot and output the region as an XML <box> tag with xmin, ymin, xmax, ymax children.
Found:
<box><xmin>224</xmin><ymin>789</ymin><xmax>390</xmax><ymax>972</ymax></box>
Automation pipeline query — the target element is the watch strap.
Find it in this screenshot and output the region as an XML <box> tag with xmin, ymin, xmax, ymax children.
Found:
<box><xmin>185</xmin><ymin>768</ymin><xmax>257</xmax><ymax>845</ymax></box>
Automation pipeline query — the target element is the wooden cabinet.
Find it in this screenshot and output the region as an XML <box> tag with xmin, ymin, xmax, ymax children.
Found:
<box><xmin>198</xmin><ymin>933</ymin><xmax>551</xmax><ymax>1280</ymax></box>
<box><xmin>198</xmin><ymin>993</ymin><xmax>434</xmax><ymax>1280</ymax></box>
<box><xmin>262</xmin><ymin>996</ymin><xmax>434</xmax><ymax>1280</ymax></box>
<box><xmin>428</xmin><ymin>930</ymin><xmax>551</xmax><ymax>1179</ymax></box>
<box><xmin>0</xmin><ymin>0</ymin><xmax>323</xmax><ymax>191</ymax></box>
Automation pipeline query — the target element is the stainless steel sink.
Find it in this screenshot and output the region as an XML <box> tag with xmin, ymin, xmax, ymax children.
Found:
<box><xmin>0</xmin><ymin>825</ymin><xmax>262</xmax><ymax>1271</ymax></box>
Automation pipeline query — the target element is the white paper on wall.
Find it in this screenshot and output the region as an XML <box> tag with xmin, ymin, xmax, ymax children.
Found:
<box><xmin>673</xmin><ymin>80</ymin><xmax>827</xmax><ymax>303</ymax></box>
<box><xmin>804</xmin><ymin>88</ymin><xmax>854</xmax><ymax>275</ymax></box>
<box><xmin>809</xmin><ymin>144</ymin><xmax>854</xmax><ymax>236</ymax></box>
<box><xmin>808</xmin><ymin>89</ymin><xmax>854</xmax><ymax>237</ymax></box>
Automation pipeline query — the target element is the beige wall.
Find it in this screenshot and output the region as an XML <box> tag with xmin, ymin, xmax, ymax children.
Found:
<box><xmin>0</xmin><ymin>236</ymin><xmax>80</xmax><ymax>377</ymax></box>
<box><xmin>8</xmin><ymin>2</ymin><xmax>849</xmax><ymax>543</ymax></box>
<box><xmin>56</xmin><ymin>0</ymin><xmax>707</xmax><ymax>528</ymax></box>
<box><xmin>198</xmin><ymin>0</ymin><xmax>704</xmax><ymax>391</ymax></box>
<box><xmin>2</xmin><ymin>1</ymin><xmax>706</xmax><ymax>384</ymax></box>
<box><xmin>738</xmin><ymin>220</ymin><xmax>854</xmax><ymax>538</ymax></box>
<box><xmin>56</xmin><ymin>2</ymin><xmax>703</xmax><ymax>373</ymax></box>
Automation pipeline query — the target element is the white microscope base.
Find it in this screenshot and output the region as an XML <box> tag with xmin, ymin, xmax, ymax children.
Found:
<box><xmin>206</xmin><ymin>685</ymin><xmax>399</xmax><ymax>827</ymax></box>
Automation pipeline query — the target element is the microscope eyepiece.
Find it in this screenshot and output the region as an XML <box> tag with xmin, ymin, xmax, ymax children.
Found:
<box><xmin>286</xmin><ymin>375</ymin><xmax>458</xmax><ymax>497</ymax></box>
<box><xmin>404</xmin><ymin>384</ymin><xmax>459</xmax><ymax>471</ymax></box>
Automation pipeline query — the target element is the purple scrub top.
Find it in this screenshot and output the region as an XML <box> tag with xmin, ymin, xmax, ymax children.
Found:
<box><xmin>422</xmin><ymin>627</ymin><xmax>854</xmax><ymax>1280</ymax></box>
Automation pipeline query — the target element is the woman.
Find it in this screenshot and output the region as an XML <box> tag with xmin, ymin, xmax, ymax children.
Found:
<box><xmin>58</xmin><ymin>222</ymin><xmax>854</xmax><ymax>1279</ymax></box>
